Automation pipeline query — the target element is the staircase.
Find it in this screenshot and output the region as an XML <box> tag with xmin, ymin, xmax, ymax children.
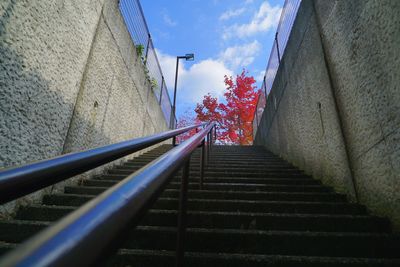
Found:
<box><xmin>0</xmin><ymin>145</ymin><xmax>399</xmax><ymax>266</ymax></box>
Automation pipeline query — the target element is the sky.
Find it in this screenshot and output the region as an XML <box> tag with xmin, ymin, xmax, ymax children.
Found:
<box><xmin>141</xmin><ymin>0</ymin><xmax>284</xmax><ymax>119</ymax></box>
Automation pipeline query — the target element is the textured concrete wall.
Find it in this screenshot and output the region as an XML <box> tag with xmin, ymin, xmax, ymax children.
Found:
<box><xmin>0</xmin><ymin>0</ymin><xmax>104</xmax><ymax>168</ymax></box>
<box><xmin>63</xmin><ymin>0</ymin><xmax>168</xmax><ymax>154</ymax></box>
<box><xmin>255</xmin><ymin>0</ymin><xmax>400</xmax><ymax>230</ymax></box>
<box><xmin>0</xmin><ymin>0</ymin><xmax>169</xmax><ymax>215</ymax></box>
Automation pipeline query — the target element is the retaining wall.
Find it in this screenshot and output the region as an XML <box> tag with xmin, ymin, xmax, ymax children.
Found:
<box><xmin>255</xmin><ymin>0</ymin><xmax>400</xmax><ymax>230</ymax></box>
<box><xmin>0</xmin><ymin>0</ymin><xmax>169</xmax><ymax>215</ymax></box>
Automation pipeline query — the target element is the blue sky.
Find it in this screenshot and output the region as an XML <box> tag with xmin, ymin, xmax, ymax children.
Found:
<box><xmin>141</xmin><ymin>0</ymin><xmax>284</xmax><ymax>119</ymax></box>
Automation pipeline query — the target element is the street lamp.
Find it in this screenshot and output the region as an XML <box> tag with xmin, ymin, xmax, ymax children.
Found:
<box><xmin>170</xmin><ymin>53</ymin><xmax>195</xmax><ymax>141</ymax></box>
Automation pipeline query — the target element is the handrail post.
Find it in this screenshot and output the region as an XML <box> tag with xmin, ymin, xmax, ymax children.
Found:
<box><xmin>173</xmin><ymin>136</ymin><xmax>177</xmax><ymax>146</ymax></box>
<box><xmin>209</xmin><ymin>129</ymin><xmax>213</xmax><ymax>152</ymax></box>
<box><xmin>145</xmin><ymin>33</ymin><xmax>151</xmax><ymax>64</ymax></box>
<box><xmin>275</xmin><ymin>32</ymin><xmax>281</xmax><ymax>64</ymax></box>
<box><xmin>159</xmin><ymin>76</ymin><xmax>164</xmax><ymax>105</ymax></box>
<box><xmin>207</xmin><ymin>133</ymin><xmax>210</xmax><ymax>163</ymax></box>
<box><xmin>176</xmin><ymin>160</ymin><xmax>190</xmax><ymax>267</ymax></box>
<box><xmin>199</xmin><ymin>140</ymin><xmax>205</xmax><ymax>189</ymax></box>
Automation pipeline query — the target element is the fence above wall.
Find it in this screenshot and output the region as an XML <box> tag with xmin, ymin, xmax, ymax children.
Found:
<box><xmin>119</xmin><ymin>0</ymin><xmax>176</xmax><ymax>128</ymax></box>
<box><xmin>253</xmin><ymin>0</ymin><xmax>302</xmax><ymax>136</ymax></box>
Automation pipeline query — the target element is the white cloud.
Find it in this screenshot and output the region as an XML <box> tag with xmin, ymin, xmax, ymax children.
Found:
<box><xmin>255</xmin><ymin>70</ymin><xmax>265</xmax><ymax>83</ymax></box>
<box><xmin>180</xmin><ymin>60</ymin><xmax>233</xmax><ymax>102</ymax></box>
<box><xmin>162</xmin><ymin>12</ymin><xmax>177</xmax><ymax>27</ymax></box>
<box><xmin>219</xmin><ymin>8</ymin><xmax>246</xmax><ymax>21</ymax></box>
<box><xmin>244</xmin><ymin>0</ymin><xmax>254</xmax><ymax>4</ymax></box>
<box><xmin>155</xmin><ymin>49</ymin><xmax>185</xmax><ymax>90</ymax></box>
<box><xmin>222</xmin><ymin>1</ymin><xmax>282</xmax><ymax>40</ymax></box>
<box><xmin>156</xmin><ymin>50</ymin><xmax>234</xmax><ymax>103</ymax></box>
<box><xmin>219</xmin><ymin>40</ymin><xmax>261</xmax><ymax>70</ymax></box>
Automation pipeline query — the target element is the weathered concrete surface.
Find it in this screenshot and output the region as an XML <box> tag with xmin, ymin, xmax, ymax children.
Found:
<box><xmin>255</xmin><ymin>0</ymin><xmax>400</xmax><ymax>230</ymax></box>
<box><xmin>0</xmin><ymin>0</ymin><xmax>104</xmax><ymax>168</ymax></box>
<box><xmin>0</xmin><ymin>0</ymin><xmax>169</xmax><ymax>216</ymax></box>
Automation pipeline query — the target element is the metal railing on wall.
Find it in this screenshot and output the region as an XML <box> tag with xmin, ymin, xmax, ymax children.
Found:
<box><xmin>0</xmin><ymin>123</ymin><xmax>215</xmax><ymax>266</ymax></box>
<box><xmin>253</xmin><ymin>0</ymin><xmax>302</xmax><ymax>136</ymax></box>
<box><xmin>119</xmin><ymin>0</ymin><xmax>176</xmax><ymax>128</ymax></box>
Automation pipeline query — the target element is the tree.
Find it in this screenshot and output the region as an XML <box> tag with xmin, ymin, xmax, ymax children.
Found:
<box><xmin>194</xmin><ymin>70</ymin><xmax>259</xmax><ymax>145</ymax></box>
<box><xmin>175</xmin><ymin>110</ymin><xmax>201</xmax><ymax>144</ymax></box>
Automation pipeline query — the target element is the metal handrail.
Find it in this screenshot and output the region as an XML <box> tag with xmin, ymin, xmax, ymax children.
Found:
<box><xmin>0</xmin><ymin>122</ymin><xmax>216</xmax><ymax>267</ymax></box>
<box><xmin>0</xmin><ymin>123</ymin><xmax>205</xmax><ymax>204</ymax></box>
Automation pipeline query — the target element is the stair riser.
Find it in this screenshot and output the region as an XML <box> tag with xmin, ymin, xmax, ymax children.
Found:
<box><xmin>139</xmin><ymin>211</ymin><xmax>389</xmax><ymax>233</ymax></box>
<box><xmin>126</xmin><ymin>161</ymin><xmax>293</xmax><ymax>167</ymax></box>
<box><xmin>21</xmin><ymin>198</ymin><xmax>364</xmax><ymax>222</ymax></box>
<box><xmin>166</xmin><ymin>184</ymin><xmax>331</xmax><ymax>192</ymax></box>
<box><xmin>138</xmin><ymin>155</ymin><xmax>279</xmax><ymax>159</ymax></box>
<box><xmin>121</xmin><ymin>165</ymin><xmax>301</xmax><ymax>173</ymax></box>
<box><xmin>130</xmin><ymin>159</ymin><xmax>291</xmax><ymax>165</ymax></box>
<box><xmin>16</xmin><ymin>206</ymin><xmax>74</xmax><ymax>221</ymax></box>
<box><xmin>122</xmin><ymin>228</ymin><xmax>400</xmax><ymax>258</ymax></box>
<box><xmin>83</xmin><ymin>180</ymin><xmax>331</xmax><ymax>192</ymax></box>
<box><xmin>0</xmin><ymin>222</ymin><xmax>47</xmax><ymax>243</ymax></box>
<box><xmin>152</xmin><ymin>200</ymin><xmax>365</xmax><ymax>215</ymax></box>
<box><xmin>87</xmin><ymin>177</ymin><xmax>320</xmax><ymax>186</ymax></box>
<box><xmin>0</xmin><ymin>213</ymin><xmax>388</xmax><ymax>244</ymax></box>
<box><xmin>0</xmin><ymin>243</ymin><xmax>16</xmax><ymax>257</ymax></box>
<box><xmin>65</xmin><ymin>187</ymin><xmax>345</xmax><ymax>202</ymax></box>
<box><xmin>42</xmin><ymin>195</ymin><xmax>353</xmax><ymax>213</ymax></box>
<box><xmin>109</xmin><ymin>170</ymin><xmax>309</xmax><ymax>178</ymax></box>
<box><xmin>105</xmin><ymin>252</ymin><xmax>400</xmax><ymax>267</ymax></box>
<box><xmin>162</xmin><ymin>190</ymin><xmax>346</xmax><ymax>202</ymax></box>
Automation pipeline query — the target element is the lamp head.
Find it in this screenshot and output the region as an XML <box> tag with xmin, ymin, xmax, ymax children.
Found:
<box><xmin>185</xmin><ymin>53</ymin><xmax>194</xmax><ymax>61</ymax></box>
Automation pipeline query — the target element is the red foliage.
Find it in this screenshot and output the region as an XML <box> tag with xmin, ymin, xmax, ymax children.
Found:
<box><xmin>175</xmin><ymin>111</ymin><xmax>201</xmax><ymax>143</ymax></box>
<box><xmin>194</xmin><ymin>70</ymin><xmax>259</xmax><ymax>145</ymax></box>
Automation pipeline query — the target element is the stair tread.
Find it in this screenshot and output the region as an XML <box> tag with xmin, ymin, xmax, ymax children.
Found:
<box><xmin>133</xmin><ymin>225</ymin><xmax>399</xmax><ymax>238</ymax></box>
<box><xmin>1</xmin><ymin>220</ymin><xmax>393</xmax><ymax>237</ymax></box>
<box><xmin>43</xmin><ymin>194</ymin><xmax>352</xmax><ymax>205</ymax></box>
<box><xmin>2</xmin><ymin>145</ymin><xmax>399</xmax><ymax>265</ymax></box>
<box><xmin>87</xmin><ymin>179</ymin><xmax>325</xmax><ymax>187</ymax></box>
<box><xmin>113</xmin><ymin>248</ymin><xmax>400</xmax><ymax>264</ymax></box>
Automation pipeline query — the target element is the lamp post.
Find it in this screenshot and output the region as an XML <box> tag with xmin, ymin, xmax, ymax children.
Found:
<box><xmin>170</xmin><ymin>53</ymin><xmax>194</xmax><ymax>145</ymax></box>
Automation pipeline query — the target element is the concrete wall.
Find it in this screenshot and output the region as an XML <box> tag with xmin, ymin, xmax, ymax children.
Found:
<box><xmin>255</xmin><ymin>0</ymin><xmax>400</xmax><ymax>230</ymax></box>
<box><xmin>0</xmin><ymin>0</ymin><xmax>169</xmax><ymax>215</ymax></box>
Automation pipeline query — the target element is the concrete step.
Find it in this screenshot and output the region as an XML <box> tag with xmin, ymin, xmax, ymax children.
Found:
<box><xmin>17</xmin><ymin>196</ymin><xmax>364</xmax><ymax>222</ymax></box>
<box><xmin>161</xmin><ymin>189</ymin><xmax>346</xmax><ymax>202</ymax></box>
<box><xmin>65</xmin><ymin>186</ymin><xmax>345</xmax><ymax>202</ymax></box>
<box><xmin>164</xmin><ymin>183</ymin><xmax>330</xmax><ymax>192</ymax></box>
<box><xmin>0</xmin><ymin>242</ymin><xmax>16</xmax><ymax>257</ymax></box>
<box><xmin>105</xmin><ymin>249</ymin><xmax>400</xmax><ymax>267</ymax></box>
<box><xmin>83</xmin><ymin>176</ymin><xmax>320</xmax><ymax>185</ymax></box>
<box><xmin>131</xmin><ymin>154</ymin><xmax>284</xmax><ymax>159</ymax></box>
<box><xmin>121</xmin><ymin>163</ymin><xmax>301</xmax><ymax>173</ymax></box>
<box><xmin>108</xmin><ymin>169</ymin><xmax>310</xmax><ymax>179</ymax></box>
<box><xmin>2</xmin><ymin>144</ymin><xmax>399</xmax><ymax>266</ymax></box>
<box><xmin>83</xmin><ymin>179</ymin><xmax>331</xmax><ymax>192</ymax></box>
<box><xmin>139</xmin><ymin>210</ymin><xmax>390</xmax><ymax>233</ymax></box>
<box><xmin>124</xmin><ymin>162</ymin><xmax>295</xmax><ymax>170</ymax></box>
<box><xmin>119</xmin><ymin>226</ymin><xmax>400</xmax><ymax>258</ymax></box>
<box><xmin>0</xmin><ymin>212</ymin><xmax>389</xmax><ymax>245</ymax></box>
<box><xmin>129</xmin><ymin>155</ymin><xmax>288</xmax><ymax>161</ymax></box>
<box><xmin>0</xmin><ymin>220</ymin><xmax>50</xmax><ymax>243</ymax></box>
<box><xmin>39</xmin><ymin>195</ymin><xmax>365</xmax><ymax>215</ymax></box>
<box><xmin>2</xmin><ymin>221</ymin><xmax>396</xmax><ymax>259</ymax></box>
<box><xmin>110</xmin><ymin>168</ymin><xmax>307</xmax><ymax>177</ymax></box>
<box><xmin>152</xmin><ymin>198</ymin><xmax>365</xmax><ymax>215</ymax></box>
<box><xmin>129</xmin><ymin>158</ymin><xmax>291</xmax><ymax>165</ymax></box>
<box><xmin>15</xmin><ymin>205</ymin><xmax>75</xmax><ymax>221</ymax></box>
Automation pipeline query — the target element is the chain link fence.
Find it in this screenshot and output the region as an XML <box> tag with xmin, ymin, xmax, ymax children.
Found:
<box><xmin>119</xmin><ymin>0</ymin><xmax>176</xmax><ymax>128</ymax></box>
<box><xmin>253</xmin><ymin>0</ymin><xmax>302</xmax><ymax>137</ymax></box>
